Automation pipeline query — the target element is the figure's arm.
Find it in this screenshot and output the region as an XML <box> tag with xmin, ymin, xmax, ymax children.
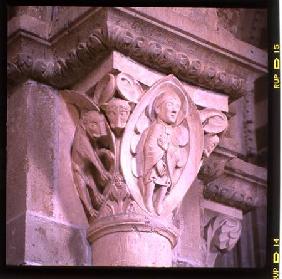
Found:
<box><xmin>76</xmin><ymin>135</ymin><xmax>111</xmax><ymax>184</ymax></box>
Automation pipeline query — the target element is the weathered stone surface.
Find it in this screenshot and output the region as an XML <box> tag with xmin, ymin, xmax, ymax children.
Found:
<box><xmin>53</xmin><ymin>96</ymin><xmax>88</xmax><ymax>226</ymax></box>
<box><xmin>6</xmin><ymin>6</ymin><xmax>268</xmax><ymax>268</ymax></box>
<box><xmin>7</xmin><ymin>8</ymin><xmax>267</xmax><ymax>99</ymax></box>
<box><xmin>91</xmin><ymin>230</ymin><xmax>172</xmax><ymax>266</ymax></box>
<box><xmin>7</xmin><ymin>83</ymin><xmax>28</xmax><ymax>221</ymax></box>
<box><xmin>25</xmin><ymin>212</ymin><xmax>91</xmax><ymax>266</ymax></box>
<box><xmin>127</xmin><ymin>8</ymin><xmax>267</xmax><ymax>68</ymax></box>
<box><xmin>173</xmin><ymin>180</ymin><xmax>205</xmax><ymax>267</ymax></box>
<box><xmin>225</xmin><ymin>157</ymin><xmax>267</xmax><ymax>184</ymax></box>
<box><xmin>121</xmin><ymin>75</ymin><xmax>206</xmax><ymax>216</ymax></box>
<box><xmin>26</xmin><ymin>81</ymin><xmax>58</xmax><ymax>217</ymax></box>
<box><xmin>6</xmin><ymin>214</ymin><xmax>26</xmax><ymax>265</ymax></box>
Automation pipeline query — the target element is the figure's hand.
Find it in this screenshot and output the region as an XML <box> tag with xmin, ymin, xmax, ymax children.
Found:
<box><xmin>156</xmin><ymin>160</ymin><xmax>166</xmax><ymax>176</ymax></box>
<box><xmin>157</xmin><ymin>135</ymin><xmax>169</xmax><ymax>151</ymax></box>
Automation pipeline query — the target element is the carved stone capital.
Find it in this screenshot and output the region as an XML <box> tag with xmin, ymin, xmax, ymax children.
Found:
<box><xmin>202</xmin><ymin>214</ymin><xmax>242</xmax><ymax>267</ymax></box>
<box><xmin>200</xmin><ymin>199</ymin><xmax>243</xmax><ymax>267</ymax></box>
<box><xmin>203</xmin><ymin>157</ymin><xmax>267</xmax><ymax>212</ymax></box>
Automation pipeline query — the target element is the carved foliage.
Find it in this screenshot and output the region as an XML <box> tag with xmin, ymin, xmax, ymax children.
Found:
<box><xmin>202</xmin><ymin>214</ymin><xmax>242</xmax><ymax>267</ymax></box>
<box><xmin>66</xmin><ymin>74</ymin><xmax>229</xmax><ymax>223</ymax></box>
<box><xmin>98</xmin><ymin>173</ymin><xmax>137</xmax><ymax>218</ymax></box>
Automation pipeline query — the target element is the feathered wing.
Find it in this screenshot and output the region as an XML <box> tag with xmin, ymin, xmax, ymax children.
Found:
<box><xmin>131</xmin><ymin>107</ymin><xmax>152</xmax><ymax>196</ymax></box>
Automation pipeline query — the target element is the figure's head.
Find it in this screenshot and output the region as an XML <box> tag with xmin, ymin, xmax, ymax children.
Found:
<box><xmin>81</xmin><ymin>110</ymin><xmax>107</xmax><ymax>139</ymax></box>
<box><xmin>101</xmin><ymin>98</ymin><xmax>132</xmax><ymax>130</ymax></box>
<box><xmin>153</xmin><ymin>91</ymin><xmax>182</xmax><ymax>125</ymax></box>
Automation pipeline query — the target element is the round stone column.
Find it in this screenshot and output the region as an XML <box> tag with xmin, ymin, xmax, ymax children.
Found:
<box><xmin>87</xmin><ymin>214</ymin><xmax>178</xmax><ymax>267</ymax></box>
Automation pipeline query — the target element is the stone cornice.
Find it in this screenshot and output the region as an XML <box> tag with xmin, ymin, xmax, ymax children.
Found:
<box><xmin>200</xmin><ymin>151</ymin><xmax>267</xmax><ymax>212</ymax></box>
<box><xmin>8</xmin><ymin>28</ymin><xmax>109</xmax><ymax>89</ymax></box>
<box><xmin>124</xmin><ymin>7</ymin><xmax>267</xmax><ymax>71</ymax></box>
<box><xmin>203</xmin><ymin>157</ymin><xmax>267</xmax><ymax>212</ymax></box>
<box><xmin>7</xmin><ymin>7</ymin><xmax>267</xmax><ymax>99</ymax></box>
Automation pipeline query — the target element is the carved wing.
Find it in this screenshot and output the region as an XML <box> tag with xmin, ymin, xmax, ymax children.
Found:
<box><xmin>120</xmin><ymin>75</ymin><xmax>204</xmax><ymax>215</ymax></box>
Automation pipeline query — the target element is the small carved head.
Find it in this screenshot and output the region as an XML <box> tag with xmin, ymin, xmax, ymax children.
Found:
<box><xmin>81</xmin><ymin>110</ymin><xmax>107</xmax><ymax>139</ymax></box>
<box><xmin>153</xmin><ymin>91</ymin><xmax>182</xmax><ymax>125</ymax></box>
<box><xmin>101</xmin><ymin>98</ymin><xmax>133</xmax><ymax>130</ymax></box>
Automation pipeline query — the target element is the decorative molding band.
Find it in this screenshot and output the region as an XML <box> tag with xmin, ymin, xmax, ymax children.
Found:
<box><xmin>7</xmin><ymin>9</ymin><xmax>257</xmax><ymax>99</ymax></box>
<box><xmin>201</xmin><ymin>155</ymin><xmax>267</xmax><ymax>211</ymax></box>
<box><xmin>107</xmin><ymin>22</ymin><xmax>246</xmax><ymax>100</ymax></box>
<box><xmin>87</xmin><ymin>214</ymin><xmax>179</xmax><ymax>247</ymax></box>
<box><xmin>203</xmin><ymin>175</ymin><xmax>266</xmax><ymax>212</ymax></box>
<box><xmin>8</xmin><ymin>28</ymin><xmax>108</xmax><ymax>89</ymax></box>
<box><xmin>243</xmin><ymin>89</ymin><xmax>257</xmax><ymax>155</ymax></box>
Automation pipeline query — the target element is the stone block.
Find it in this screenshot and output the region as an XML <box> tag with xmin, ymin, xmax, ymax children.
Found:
<box><xmin>174</xmin><ymin>180</ymin><xmax>204</xmax><ymax>266</ymax></box>
<box><xmin>25</xmin><ymin>212</ymin><xmax>91</xmax><ymax>266</ymax></box>
<box><xmin>25</xmin><ymin>81</ymin><xmax>59</xmax><ymax>217</ymax></box>
<box><xmin>7</xmin><ymin>83</ymin><xmax>28</xmax><ymax>221</ymax></box>
<box><xmin>53</xmin><ymin>96</ymin><xmax>88</xmax><ymax>226</ymax></box>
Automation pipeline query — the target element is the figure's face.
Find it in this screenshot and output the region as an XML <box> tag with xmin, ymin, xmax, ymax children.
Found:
<box><xmin>157</xmin><ymin>95</ymin><xmax>181</xmax><ymax>124</ymax></box>
<box><xmin>84</xmin><ymin>112</ymin><xmax>107</xmax><ymax>139</ymax></box>
<box><xmin>105</xmin><ymin>102</ymin><xmax>131</xmax><ymax>129</ymax></box>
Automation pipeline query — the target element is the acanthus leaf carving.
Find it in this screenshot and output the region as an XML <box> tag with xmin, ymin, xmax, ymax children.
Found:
<box><xmin>202</xmin><ymin>214</ymin><xmax>242</xmax><ymax>267</ymax></box>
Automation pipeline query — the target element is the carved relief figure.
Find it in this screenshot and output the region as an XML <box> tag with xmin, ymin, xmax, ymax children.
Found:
<box><xmin>140</xmin><ymin>91</ymin><xmax>188</xmax><ymax>214</ymax></box>
<box><xmin>71</xmin><ymin>110</ymin><xmax>113</xmax><ymax>219</ymax></box>
<box><xmin>101</xmin><ymin>98</ymin><xmax>133</xmax><ymax>136</ymax></box>
<box><xmin>121</xmin><ymin>75</ymin><xmax>203</xmax><ymax>217</ymax></box>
